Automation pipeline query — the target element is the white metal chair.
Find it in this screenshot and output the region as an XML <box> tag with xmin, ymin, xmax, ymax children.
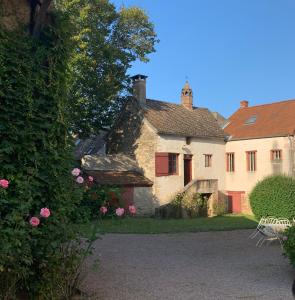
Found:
<box><xmin>249</xmin><ymin>217</ymin><xmax>267</xmax><ymax>239</ymax></box>
<box><xmin>256</xmin><ymin>225</ymin><xmax>280</xmax><ymax>247</ymax></box>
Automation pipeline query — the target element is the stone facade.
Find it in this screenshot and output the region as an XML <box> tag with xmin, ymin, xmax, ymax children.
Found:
<box><xmin>107</xmin><ymin>99</ymin><xmax>158</xmax><ymax>210</ymax></box>
<box><xmin>134</xmin><ymin>187</ymin><xmax>154</xmax><ymax>215</ymax></box>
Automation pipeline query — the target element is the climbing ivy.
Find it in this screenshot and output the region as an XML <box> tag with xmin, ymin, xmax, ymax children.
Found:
<box><xmin>0</xmin><ymin>13</ymin><xmax>84</xmax><ymax>298</ymax></box>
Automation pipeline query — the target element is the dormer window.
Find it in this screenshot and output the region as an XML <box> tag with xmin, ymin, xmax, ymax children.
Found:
<box><xmin>185</xmin><ymin>137</ymin><xmax>191</xmax><ymax>145</ymax></box>
<box><xmin>245</xmin><ymin>115</ymin><xmax>257</xmax><ymax>125</ymax></box>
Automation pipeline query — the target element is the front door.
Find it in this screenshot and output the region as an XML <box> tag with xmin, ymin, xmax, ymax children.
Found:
<box><xmin>227</xmin><ymin>191</ymin><xmax>244</xmax><ymax>213</ymax></box>
<box><xmin>184</xmin><ymin>155</ymin><xmax>192</xmax><ymax>186</ymax></box>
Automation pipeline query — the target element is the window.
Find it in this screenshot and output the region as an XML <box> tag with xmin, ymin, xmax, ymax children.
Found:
<box><xmin>226</xmin><ymin>153</ymin><xmax>235</xmax><ymax>172</ymax></box>
<box><xmin>271</xmin><ymin>149</ymin><xmax>282</xmax><ymax>161</ymax></box>
<box><xmin>155</xmin><ymin>152</ymin><xmax>178</xmax><ymax>176</ymax></box>
<box><xmin>246</xmin><ymin>151</ymin><xmax>257</xmax><ymax>172</ymax></box>
<box><xmin>185</xmin><ymin>137</ymin><xmax>191</xmax><ymax>145</ymax></box>
<box><xmin>244</xmin><ymin>115</ymin><xmax>257</xmax><ymax>125</ymax></box>
<box><xmin>204</xmin><ymin>154</ymin><xmax>212</xmax><ymax>167</ymax></box>
<box><xmin>168</xmin><ymin>153</ymin><xmax>178</xmax><ymax>174</ymax></box>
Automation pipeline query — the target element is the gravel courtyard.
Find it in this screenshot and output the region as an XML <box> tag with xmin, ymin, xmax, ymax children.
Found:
<box><xmin>83</xmin><ymin>230</ymin><xmax>294</xmax><ymax>300</ymax></box>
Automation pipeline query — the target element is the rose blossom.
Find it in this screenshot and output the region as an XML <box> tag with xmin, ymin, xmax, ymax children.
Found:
<box><xmin>115</xmin><ymin>207</ymin><xmax>125</xmax><ymax>217</ymax></box>
<box><xmin>88</xmin><ymin>176</ymin><xmax>94</xmax><ymax>182</ymax></box>
<box><xmin>40</xmin><ymin>207</ymin><xmax>51</xmax><ymax>218</ymax></box>
<box><xmin>71</xmin><ymin>168</ymin><xmax>81</xmax><ymax>177</ymax></box>
<box><xmin>128</xmin><ymin>205</ymin><xmax>136</xmax><ymax>215</ymax></box>
<box><xmin>0</xmin><ymin>179</ymin><xmax>9</xmax><ymax>189</ymax></box>
<box><xmin>282</xmin><ymin>236</ymin><xmax>288</xmax><ymax>241</ymax></box>
<box><xmin>100</xmin><ymin>206</ymin><xmax>108</xmax><ymax>215</ymax></box>
<box><xmin>30</xmin><ymin>217</ymin><xmax>40</xmax><ymax>227</ymax></box>
<box><xmin>76</xmin><ymin>176</ymin><xmax>84</xmax><ymax>184</ymax></box>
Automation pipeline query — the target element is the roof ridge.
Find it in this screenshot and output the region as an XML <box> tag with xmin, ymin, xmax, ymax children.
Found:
<box><xmin>146</xmin><ymin>98</ymin><xmax>208</xmax><ymax>110</ymax></box>
<box><xmin>241</xmin><ymin>98</ymin><xmax>295</xmax><ymax>110</ymax></box>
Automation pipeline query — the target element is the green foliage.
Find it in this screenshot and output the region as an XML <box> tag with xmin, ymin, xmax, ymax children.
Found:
<box><xmin>170</xmin><ymin>193</ymin><xmax>208</xmax><ymax>218</ymax></box>
<box><xmin>213</xmin><ymin>200</ymin><xmax>227</xmax><ymax>216</ymax></box>
<box><xmin>283</xmin><ymin>226</ymin><xmax>295</xmax><ymax>268</ymax></box>
<box><xmin>0</xmin><ymin>14</ymin><xmax>90</xmax><ymax>298</ymax></box>
<box><xmin>249</xmin><ymin>175</ymin><xmax>295</xmax><ymax>219</ymax></box>
<box><xmin>58</xmin><ymin>0</ymin><xmax>158</xmax><ymax>137</ymax></box>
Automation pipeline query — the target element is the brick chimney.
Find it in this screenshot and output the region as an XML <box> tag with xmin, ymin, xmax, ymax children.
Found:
<box><xmin>181</xmin><ymin>81</ymin><xmax>193</xmax><ymax>110</ymax></box>
<box><xmin>131</xmin><ymin>74</ymin><xmax>147</xmax><ymax>107</ymax></box>
<box><xmin>240</xmin><ymin>100</ymin><xmax>249</xmax><ymax>108</ymax></box>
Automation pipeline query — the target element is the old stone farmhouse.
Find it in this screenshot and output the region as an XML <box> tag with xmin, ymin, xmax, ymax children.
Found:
<box><xmin>82</xmin><ymin>74</ymin><xmax>295</xmax><ymax>216</ymax></box>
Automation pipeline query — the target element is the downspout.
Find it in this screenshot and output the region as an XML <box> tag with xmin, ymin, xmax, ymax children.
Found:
<box><xmin>288</xmin><ymin>132</ymin><xmax>295</xmax><ymax>177</ymax></box>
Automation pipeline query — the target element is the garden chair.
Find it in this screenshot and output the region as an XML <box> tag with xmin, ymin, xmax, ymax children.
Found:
<box><xmin>274</xmin><ymin>218</ymin><xmax>291</xmax><ymax>233</ymax></box>
<box><xmin>249</xmin><ymin>217</ymin><xmax>267</xmax><ymax>239</ymax></box>
<box><xmin>256</xmin><ymin>225</ymin><xmax>280</xmax><ymax>247</ymax></box>
<box><xmin>249</xmin><ymin>216</ymin><xmax>278</xmax><ymax>239</ymax></box>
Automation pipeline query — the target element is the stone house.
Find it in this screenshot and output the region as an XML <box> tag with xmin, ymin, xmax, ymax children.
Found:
<box><xmin>106</xmin><ymin>75</ymin><xmax>227</xmax><ymax>215</ymax></box>
<box><xmin>224</xmin><ymin>99</ymin><xmax>295</xmax><ymax>214</ymax></box>
<box><xmin>84</xmin><ymin>75</ymin><xmax>295</xmax><ymax>216</ymax></box>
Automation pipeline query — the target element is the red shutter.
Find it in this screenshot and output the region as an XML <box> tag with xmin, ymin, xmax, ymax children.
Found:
<box><xmin>155</xmin><ymin>152</ymin><xmax>169</xmax><ymax>176</ymax></box>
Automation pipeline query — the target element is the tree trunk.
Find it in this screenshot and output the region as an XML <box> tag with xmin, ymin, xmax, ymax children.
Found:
<box><xmin>0</xmin><ymin>0</ymin><xmax>53</xmax><ymax>38</ymax></box>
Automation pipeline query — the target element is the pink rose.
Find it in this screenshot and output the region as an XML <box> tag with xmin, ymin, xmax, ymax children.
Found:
<box><xmin>71</xmin><ymin>168</ymin><xmax>81</xmax><ymax>177</ymax></box>
<box><xmin>100</xmin><ymin>206</ymin><xmax>108</xmax><ymax>215</ymax></box>
<box><xmin>0</xmin><ymin>179</ymin><xmax>9</xmax><ymax>189</ymax></box>
<box><xmin>40</xmin><ymin>207</ymin><xmax>51</xmax><ymax>218</ymax></box>
<box><xmin>282</xmin><ymin>236</ymin><xmax>288</xmax><ymax>241</ymax></box>
<box><xmin>115</xmin><ymin>207</ymin><xmax>125</xmax><ymax>217</ymax></box>
<box><xmin>30</xmin><ymin>217</ymin><xmax>40</xmax><ymax>227</ymax></box>
<box><xmin>128</xmin><ymin>205</ymin><xmax>136</xmax><ymax>215</ymax></box>
<box><xmin>76</xmin><ymin>176</ymin><xmax>84</xmax><ymax>184</ymax></box>
<box><xmin>88</xmin><ymin>176</ymin><xmax>94</xmax><ymax>182</ymax></box>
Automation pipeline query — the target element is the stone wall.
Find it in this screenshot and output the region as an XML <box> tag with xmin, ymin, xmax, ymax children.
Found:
<box><xmin>107</xmin><ymin>98</ymin><xmax>158</xmax><ymax>211</ymax></box>
<box><xmin>134</xmin><ymin>187</ymin><xmax>154</xmax><ymax>216</ymax></box>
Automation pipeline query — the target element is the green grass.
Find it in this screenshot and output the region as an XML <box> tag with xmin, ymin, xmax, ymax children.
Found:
<box><xmin>79</xmin><ymin>214</ymin><xmax>257</xmax><ymax>236</ymax></box>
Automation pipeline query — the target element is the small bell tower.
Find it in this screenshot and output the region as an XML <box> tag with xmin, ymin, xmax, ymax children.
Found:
<box><xmin>181</xmin><ymin>81</ymin><xmax>193</xmax><ymax>110</ymax></box>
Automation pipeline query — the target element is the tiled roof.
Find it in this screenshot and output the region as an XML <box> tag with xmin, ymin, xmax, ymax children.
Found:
<box><xmin>85</xmin><ymin>170</ymin><xmax>153</xmax><ymax>187</ymax></box>
<box><xmin>225</xmin><ymin>99</ymin><xmax>295</xmax><ymax>140</ymax></box>
<box><xmin>144</xmin><ymin>99</ymin><xmax>225</xmax><ymax>139</ymax></box>
<box><xmin>82</xmin><ymin>154</ymin><xmax>140</xmax><ymax>172</ymax></box>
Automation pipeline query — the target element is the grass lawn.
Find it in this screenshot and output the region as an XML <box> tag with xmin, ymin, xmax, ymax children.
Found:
<box><xmin>80</xmin><ymin>214</ymin><xmax>257</xmax><ymax>236</ymax></box>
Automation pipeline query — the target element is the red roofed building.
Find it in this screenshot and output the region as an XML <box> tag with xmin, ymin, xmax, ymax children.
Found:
<box><xmin>224</xmin><ymin>99</ymin><xmax>295</xmax><ymax>214</ymax></box>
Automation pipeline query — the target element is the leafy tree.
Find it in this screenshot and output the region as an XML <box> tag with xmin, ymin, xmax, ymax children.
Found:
<box><xmin>59</xmin><ymin>0</ymin><xmax>158</xmax><ymax>137</ymax></box>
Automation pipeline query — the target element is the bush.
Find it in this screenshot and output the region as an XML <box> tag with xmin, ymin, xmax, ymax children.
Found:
<box><xmin>249</xmin><ymin>175</ymin><xmax>295</xmax><ymax>219</ymax></box>
<box><xmin>213</xmin><ymin>200</ymin><xmax>227</xmax><ymax>216</ymax></box>
<box><xmin>170</xmin><ymin>192</ymin><xmax>208</xmax><ymax>218</ymax></box>
<box><xmin>283</xmin><ymin>226</ymin><xmax>295</xmax><ymax>268</ymax></box>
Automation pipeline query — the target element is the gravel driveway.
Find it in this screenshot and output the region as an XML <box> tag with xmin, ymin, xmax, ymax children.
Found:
<box><xmin>82</xmin><ymin>230</ymin><xmax>294</xmax><ymax>300</ymax></box>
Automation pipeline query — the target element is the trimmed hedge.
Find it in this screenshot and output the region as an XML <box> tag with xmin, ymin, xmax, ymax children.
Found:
<box><xmin>249</xmin><ymin>175</ymin><xmax>295</xmax><ymax>219</ymax></box>
<box><xmin>283</xmin><ymin>226</ymin><xmax>295</xmax><ymax>268</ymax></box>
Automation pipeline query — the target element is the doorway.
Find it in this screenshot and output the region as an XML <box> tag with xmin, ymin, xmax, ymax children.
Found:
<box><xmin>227</xmin><ymin>191</ymin><xmax>244</xmax><ymax>213</ymax></box>
<box><xmin>184</xmin><ymin>154</ymin><xmax>192</xmax><ymax>186</ymax></box>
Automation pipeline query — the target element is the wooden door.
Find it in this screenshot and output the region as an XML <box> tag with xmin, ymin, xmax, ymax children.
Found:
<box><xmin>184</xmin><ymin>155</ymin><xmax>192</xmax><ymax>186</ymax></box>
<box><xmin>227</xmin><ymin>191</ymin><xmax>244</xmax><ymax>213</ymax></box>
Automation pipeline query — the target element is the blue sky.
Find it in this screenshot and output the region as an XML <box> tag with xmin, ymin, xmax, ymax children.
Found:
<box><xmin>112</xmin><ymin>0</ymin><xmax>295</xmax><ymax>117</ymax></box>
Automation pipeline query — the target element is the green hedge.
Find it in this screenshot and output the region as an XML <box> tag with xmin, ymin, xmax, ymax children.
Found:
<box><xmin>283</xmin><ymin>226</ymin><xmax>295</xmax><ymax>268</ymax></box>
<box><xmin>249</xmin><ymin>175</ymin><xmax>295</xmax><ymax>219</ymax></box>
